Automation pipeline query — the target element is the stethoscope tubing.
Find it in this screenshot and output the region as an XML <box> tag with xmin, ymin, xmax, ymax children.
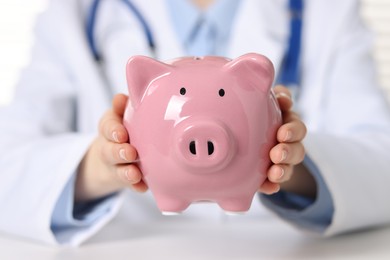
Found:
<box><xmin>86</xmin><ymin>0</ymin><xmax>303</xmax><ymax>88</ymax></box>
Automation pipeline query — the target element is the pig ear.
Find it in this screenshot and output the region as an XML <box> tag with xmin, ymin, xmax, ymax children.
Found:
<box><xmin>126</xmin><ymin>55</ymin><xmax>172</xmax><ymax>108</ymax></box>
<box><xmin>223</xmin><ymin>53</ymin><xmax>275</xmax><ymax>92</ymax></box>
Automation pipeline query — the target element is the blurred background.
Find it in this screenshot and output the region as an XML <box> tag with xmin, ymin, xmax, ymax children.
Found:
<box><xmin>0</xmin><ymin>0</ymin><xmax>389</xmax><ymax>106</ymax></box>
<box><xmin>0</xmin><ymin>0</ymin><xmax>48</xmax><ymax>105</ymax></box>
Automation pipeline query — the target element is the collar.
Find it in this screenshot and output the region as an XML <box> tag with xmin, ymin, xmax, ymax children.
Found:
<box><xmin>166</xmin><ymin>0</ymin><xmax>241</xmax><ymax>54</ymax></box>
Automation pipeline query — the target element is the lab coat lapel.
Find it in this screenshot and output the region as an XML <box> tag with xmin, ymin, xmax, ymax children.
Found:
<box><xmin>61</xmin><ymin>0</ymin><xmax>112</xmax><ymax>133</ymax></box>
<box><xmin>227</xmin><ymin>0</ymin><xmax>334</xmax><ymax>132</ymax></box>
<box><xmin>228</xmin><ymin>0</ymin><xmax>289</xmax><ymax>75</ymax></box>
<box><xmin>101</xmin><ymin>0</ymin><xmax>290</xmax><ymax>103</ymax></box>
<box><xmin>133</xmin><ymin>0</ymin><xmax>185</xmax><ymax>60</ymax></box>
<box><xmin>298</xmin><ymin>0</ymin><xmax>337</xmax><ymax>130</ymax></box>
<box><xmin>99</xmin><ymin>0</ymin><xmax>185</xmax><ymax>96</ymax></box>
<box><xmin>111</xmin><ymin>0</ymin><xmax>289</xmax><ymax>64</ymax></box>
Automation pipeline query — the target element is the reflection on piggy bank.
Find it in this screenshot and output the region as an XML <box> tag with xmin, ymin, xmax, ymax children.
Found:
<box><xmin>123</xmin><ymin>53</ymin><xmax>282</xmax><ymax>215</ymax></box>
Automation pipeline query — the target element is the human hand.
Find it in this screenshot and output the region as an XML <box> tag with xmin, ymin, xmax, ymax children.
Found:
<box><xmin>258</xmin><ymin>85</ymin><xmax>307</xmax><ymax>195</ymax></box>
<box><xmin>75</xmin><ymin>94</ymin><xmax>148</xmax><ymax>202</ymax></box>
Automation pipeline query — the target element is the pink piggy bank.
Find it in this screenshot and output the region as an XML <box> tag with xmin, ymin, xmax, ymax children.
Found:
<box><xmin>123</xmin><ymin>53</ymin><xmax>282</xmax><ymax>214</ymax></box>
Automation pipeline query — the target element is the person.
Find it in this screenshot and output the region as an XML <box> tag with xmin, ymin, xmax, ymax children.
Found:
<box><xmin>0</xmin><ymin>0</ymin><xmax>389</xmax><ymax>246</ymax></box>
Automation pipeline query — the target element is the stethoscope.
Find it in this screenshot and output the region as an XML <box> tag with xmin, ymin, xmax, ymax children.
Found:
<box><xmin>87</xmin><ymin>0</ymin><xmax>303</xmax><ymax>88</ymax></box>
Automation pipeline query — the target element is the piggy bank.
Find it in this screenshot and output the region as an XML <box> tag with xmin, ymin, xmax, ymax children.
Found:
<box><xmin>123</xmin><ymin>53</ymin><xmax>282</xmax><ymax>214</ymax></box>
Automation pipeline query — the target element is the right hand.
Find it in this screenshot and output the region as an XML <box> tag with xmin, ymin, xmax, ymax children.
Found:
<box><xmin>75</xmin><ymin>94</ymin><xmax>148</xmax><ymax>202</ymax></box>
<box><xmin>258</xmin><ymin>86</ymin><xmax>308</xmax><ymax>195</ymax></box>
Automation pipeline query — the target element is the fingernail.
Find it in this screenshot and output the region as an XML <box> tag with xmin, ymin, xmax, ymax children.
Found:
<box><xmin>124</xmin><ymin>169</ymin><xmax>133</xmax><ymax>182</ymax></box>
<box><xmin>112</xmin><ymin>131</ymin><xmax>119</xmax><ymax>142</ymax></box>
<box><xmin>125</xmin><ymin>169</ymin><xmax>139</xmax><ymax>184</ymax></box>
<box><xmin>275</xmin><ymin>92</ymin><xmax>291</xmax><ymax>100</ymax></box>
<box><xmin>278</xmin><ymin>167</ymin><xmax>285</xmax><ymax>180</ymax></box>
<box><xmin>284</xmin><ymin>131</ymin><xmax>292</xmax><ymax>142</ymax></box>
<box><xmin>280</xmin><ymin>150</ymin><xmax>287</xmax><ymax>162</ymax></box>
<box><xmin>119</xmin><ymin>149</ymin><xmax>128</xmax><ymax>161</ymax></box>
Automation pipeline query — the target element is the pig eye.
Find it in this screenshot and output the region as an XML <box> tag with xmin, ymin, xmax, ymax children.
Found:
<box><xmin>180</xmin><ymin>87</ymin><xmax>186</xmax><ymax>95</ymax></box>
<box><xmin>219</xmin><ymin>89</ymin><xmax>225</xmax><ymax>97</ymax></box>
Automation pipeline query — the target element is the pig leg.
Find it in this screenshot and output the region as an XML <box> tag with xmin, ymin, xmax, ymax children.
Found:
<box><xmin>217</xmin><ymin>196</ymin><xmax>253</xmax><ymax>215</ymax></box>
<box><xmin>154</xmin><ymin>195</ymin><xmax>191</xmax><ymax>215</ymax></box>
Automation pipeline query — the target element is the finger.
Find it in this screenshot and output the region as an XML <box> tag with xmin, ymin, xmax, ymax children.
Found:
<box><xmin>258</xmin><ymin>179</ymin><xmax>280</xmax><ymax>195</ymax></box>
<box><xmin>99</xmin><ymin>109</ymin><xmax>129</xmax><ymax>143</ymax></box>
<box><xmin>116</xmin><ymin>164</ymin><xmax>143</xmax><ymax>184</ymax></box>
<box><xmin>282</xmin><ymin>110</ymin><xmax>301</xmax><ymax>124</ymax></box>
<box><xmin>112</xmin><ymin>93</ymin><xmax>129</xmax><ymax>117</ymax></box>
<box><xmin>269</xmin><ymin>142</ymin><xmax>305</xmax><ymax>165</ymax></box>
<box><xmin>101</xmin><ymin>141</ymin><xmax>137</xmax><ymax>165</ymax></box>
<box><xmin>115</xmin><ymin>164</ymin><xmax>148</xmax><ymax>193</ymax></box>
<box><xmin>267</xmin><ymin>164</ymin><xmax>294</xmax><ymax>183</ymax></box>
<box><xmin>131</xmin><ymin>181</ymin><xmax>149</xmax><ymax>193</ymax></box>
<box><xmin>274</xmin><ymin>85</ymin><xmax>293</xmax><ymax>112</ymax></box>
<box><xmin>277</xmin><ymin>119</ymin><xmax>307</xmax><ymax>143</ymax></box>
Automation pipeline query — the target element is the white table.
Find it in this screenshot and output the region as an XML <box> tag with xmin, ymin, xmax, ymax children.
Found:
<box><xmin>1</xmin><ymin>207</ymin><xmax>390</xmax><ymax>260</ymax></box>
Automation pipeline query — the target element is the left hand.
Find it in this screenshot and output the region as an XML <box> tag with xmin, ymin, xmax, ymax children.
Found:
<box><xmin>259</xmin><ymin>85</ymin><xmax>307</xmax><ymax>194</ymax></box>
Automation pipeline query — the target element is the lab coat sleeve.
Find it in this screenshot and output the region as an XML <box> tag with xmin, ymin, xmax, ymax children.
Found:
<box><xmin>51</xmin><ymin>173</ymin><xmax>123</xmax><ymax>246</ymax></box>
<box><xmin>260</xmin><ymin>155</ymin><xmax>334</xmax><ymax>233</ymax></box>
<box><xmin>0</xmin><ymin>115</ymin><xmax>123</xmax><ymax>246</ymax></box>
<box><xmin>0</xmin><ymin>119</ymin><xmax>125</xmax><ymax>246</ymax></box>
<box><xmin>277</xmin><ymin>0</ymin><xmax>390</xmax><ymax>236</ymax></box>
<box><xmin>309</xmin><ymin>2</ymin><xmax>390</xmax><ymax>236</ymax></box>
<box><xmin>0</xmin><ymin>0</ymin><xmax>123</xmax><ymax>245</ymax></box>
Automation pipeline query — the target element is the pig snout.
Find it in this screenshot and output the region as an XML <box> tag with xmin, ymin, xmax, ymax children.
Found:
<box><xmin>174</xmin><ymin>120</ymin><xmax>235</xmax><ymax>172</ymax></box>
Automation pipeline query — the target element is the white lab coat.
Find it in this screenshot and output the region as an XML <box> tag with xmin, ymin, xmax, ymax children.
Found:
<box><xmin>1</xmin><ymin>0</ymin><xmax>390</xmax><ymax>246</ymax></box>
